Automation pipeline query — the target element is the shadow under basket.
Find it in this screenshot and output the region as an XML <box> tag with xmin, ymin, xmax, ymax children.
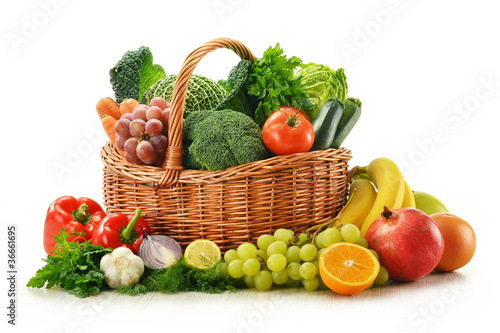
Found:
<box><xmin>100</xmin><ymin>37</ymin><xmax>352</xmax><ymax>252</ymax></box>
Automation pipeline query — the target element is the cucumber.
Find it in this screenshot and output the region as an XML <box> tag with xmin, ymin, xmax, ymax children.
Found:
<box><xmin>310</xmin><ymin>98</ymin><xmax>344</xmax><ymax>151</ymax></box>
<box><xmin>331</xmin><ymin>97</ymin><xmax>362</xmax><ymax>149</ymax></box>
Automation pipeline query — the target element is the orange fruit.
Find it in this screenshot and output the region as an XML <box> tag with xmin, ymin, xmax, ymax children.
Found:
<box><xmin>319</xmin><ymin>242</ymin><xmax>380</xmax><ymax>295</ymax></box>
<box><xmin>430</xmin><ymin>213</ymin><xmax>476</xmax><ymax>272</ymax></box>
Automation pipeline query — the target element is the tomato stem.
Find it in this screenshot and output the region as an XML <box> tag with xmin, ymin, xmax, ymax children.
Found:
<box><xmin>284</xmin><ymin>110</ymin><xmax>302</xmax><ymax>127</ymax></box>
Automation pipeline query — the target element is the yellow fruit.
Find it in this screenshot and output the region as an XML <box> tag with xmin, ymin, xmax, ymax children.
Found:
<box><xmin>401</xmin><ymin>180</ymin><xmax>416</xmax><ymax>208</ymax></box>
<box><xmin>333</xmin><ymin>179</ymin><xmax>377</xmax><ymax>228</ymax></box>
<box><xmin>184</xmin><ymin>239</ymin><xmax>221</xmax><ymax>270</ymax></box>
<box><xmin>358</xmin><ymin>158</ymin><xmax>406</xmax><ymax>237</ymax></box>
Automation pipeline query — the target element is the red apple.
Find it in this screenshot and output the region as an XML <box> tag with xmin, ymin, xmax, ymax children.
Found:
<box><xmin>365</xmin><ymin>207</ymin><xmax>444</xmax><ymax>282</ymax></box>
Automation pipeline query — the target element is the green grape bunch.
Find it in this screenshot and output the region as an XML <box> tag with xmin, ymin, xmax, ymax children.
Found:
<box><xmin>221</xmin><ymin>224</ymin><xmax>389</xmax><ymax>291</ymax></box>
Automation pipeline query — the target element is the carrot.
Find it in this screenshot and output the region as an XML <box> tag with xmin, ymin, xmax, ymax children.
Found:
<box><xmin>101</xmin><ymin>114</ymin><xmax>117</xmax><ymax>145</ymax></box>
<box><xmin>101</xmin><ymin>114</ymin><xmax>125</xmax><ymax>158</ymax></box>
<box><xmin>120</xmin><ymin>98</ymin><xmax>140</xmax><ymax>115</ymax></box>
<box><xmin>96</xmin><ymin>97</ymin><xmax>121</xmax><ymax>120</ymax></box>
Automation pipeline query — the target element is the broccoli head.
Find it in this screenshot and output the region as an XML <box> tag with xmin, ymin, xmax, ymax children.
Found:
<box><xmin>182</xmin><ymin>109</ymin><xmax>268</xmax><ymax>171</ymax></box>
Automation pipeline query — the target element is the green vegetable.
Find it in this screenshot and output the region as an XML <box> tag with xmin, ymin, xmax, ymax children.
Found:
<box><xmin>141</xmin><ymin>74</ymin><xmax>227</xmax><ymax>118</ymax></box>
<box><xmin>247</xmin><ymin>43</ymin><xmax>315</xmax><ymax>126</ymax></box>
<box><xmin>26</xmin><ymin>229</ymin><xmax>112</xmax><ymax>298</ymax></box>
<box><xmin>331</xmin><ymin>97</ymin><xmax>362</xmax><ymax>148</ymax></box>
<box><xmin>116</xmin><ymin>259</ymin><xmax>244</xmax><ymax>295</ymax></box>
<box><xmin>216</xmin><ymin>60</ymin><xmax>254</xmax><ymax>117</ymax></box>
<box><xmin>294</xmin><ymin>63</ymin><xmax>348</xmax><ymax>120</ymax></box>
<box><xmin>183</xmin><ymin>109</ymin><xmax>268</xmax><ymax>171</ymax></box>
<box><xmin>310</xmin><ymin>98</ymin><xmax>344</xmax><ymax>151</ymax></box>
<box><xmin>109</xmin><ymin>46</ymin><xmax>166</xmax><ymax>104</ymax></box>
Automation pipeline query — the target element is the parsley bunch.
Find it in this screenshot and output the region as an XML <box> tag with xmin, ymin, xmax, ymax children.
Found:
<box><xmin>27</xmin><ymin>230</ymin><xmax>111</xmax><ymax>298</ymax></box>
<box><xmin>247</xmin><ymin>43</ymin><xmax>315</xmax><ymax>125</ymax></box>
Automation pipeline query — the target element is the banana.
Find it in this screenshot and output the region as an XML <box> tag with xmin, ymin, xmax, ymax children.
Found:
<box><xmin>353</xmin><ymin>167</ymin><xmax>415</xmax><ymax>209</ymax></box>
<box><xmin>359</xmin><ymin>157</ymin><xmax>406</xmax><ymax>236</ymax></box>
<box><xmin>401</xmin><ymin>180</ymin><xmax>416</xmax><ymax>208</ymax></box>
<box><xmin>333</xmin><ymin>178</ymin><xmax>377</xmax><ymax>228</ymax></box>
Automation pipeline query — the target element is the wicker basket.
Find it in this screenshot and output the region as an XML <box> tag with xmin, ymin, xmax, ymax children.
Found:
<box><xmin>101</xmin><ymin>37</ymin><xmax>352</xmax><ymax>251</ymax></box>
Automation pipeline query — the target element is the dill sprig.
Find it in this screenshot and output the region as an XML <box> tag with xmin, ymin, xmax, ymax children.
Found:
<box><xmin>116</xmin><ymin>259</ymin><xmax>244</xmax><ymax>295</ymax></box>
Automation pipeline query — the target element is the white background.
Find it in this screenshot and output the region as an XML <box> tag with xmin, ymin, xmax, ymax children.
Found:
<box><xmin>1</xmin><ymin>0</ymin><xmax>499</xmax><ymax>332</ymax></box>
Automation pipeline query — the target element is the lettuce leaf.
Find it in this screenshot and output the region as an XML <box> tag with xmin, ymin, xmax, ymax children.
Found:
<box><xmin>294</xmin><ymin>63</ymin><xmax>348</xmax><ymax>119</ymax></box>
<box><xmin>109</xmin><ymin>46</ymin><xmax>166</xmax><ymax>104</ymax></box>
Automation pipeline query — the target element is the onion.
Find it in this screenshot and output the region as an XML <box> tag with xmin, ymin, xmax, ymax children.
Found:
<box><xmin>138</xmin><ymin>227</ymin><xmax>182</xmax><ymax>269</ymax></box>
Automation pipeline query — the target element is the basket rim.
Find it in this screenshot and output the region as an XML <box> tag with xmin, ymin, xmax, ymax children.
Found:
<box><xmin>101</xmin><ymin>140</ymin><xmax>352</xmax><ymax>185</ymax></box>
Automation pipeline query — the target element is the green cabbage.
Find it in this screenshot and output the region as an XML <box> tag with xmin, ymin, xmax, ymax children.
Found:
<box><xmin>140</xmin><ymin>74</ymin><xmax>227</xmax><ymax>117</ymax></box>
<box><xmin>294</xmin><ymin>63</ymin><xmax>348</xmax><ymax>119</ymax></box>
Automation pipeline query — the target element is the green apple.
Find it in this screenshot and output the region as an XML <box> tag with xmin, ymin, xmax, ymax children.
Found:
<box><xmin>413</xmin><ymin>191</ymin><xmax>449</xmax><ymax>215</ymax></box>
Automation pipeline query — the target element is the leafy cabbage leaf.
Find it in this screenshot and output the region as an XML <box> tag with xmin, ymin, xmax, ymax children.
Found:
<box><xmin>294</xmin><ymin>63</ymin><xmax>348</xmax><ymax>119</ymax></box>
<box><xmin>216</xmin><ymin>60</ymin><xmax>254</xmax><ymax>117</ymax></box>
<box><xmin>109</xmin><ymin>46</ymin><xmax>166</xmax><ymax>103</ymax></box>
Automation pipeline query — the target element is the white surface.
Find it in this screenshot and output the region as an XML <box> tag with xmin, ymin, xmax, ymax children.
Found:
<box><xmin>1</xmin><ymin>0</ymin><xmax>499</xmax><ymax>332</ymax></box>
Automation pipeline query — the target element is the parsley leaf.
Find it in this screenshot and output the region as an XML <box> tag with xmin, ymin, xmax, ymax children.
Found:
<box><xmin>27</xmin><ymin>229</ymin><xmax>111</xmax><ymax>298</ymax></box>
<box><xmin>247</xmin><ymin>43</ymin><xmax>315</xmax><ymax>125</ymax></box>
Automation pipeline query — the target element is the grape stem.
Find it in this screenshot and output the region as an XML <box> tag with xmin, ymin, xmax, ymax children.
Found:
<box><xmin>306</xmin><ymin>217</ymin><xmax>341</xmax><ymax>244</ymax></box>
<box><xmin>139</xmin><ymin>131</ymin><xmax>151</xmax><ymax>142</ymax></box>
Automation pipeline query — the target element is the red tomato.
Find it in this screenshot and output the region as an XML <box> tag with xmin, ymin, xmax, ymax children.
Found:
<box><xmin>262</xmin><ymin>108</ymin><xmax>315</xmax><ymax>155</ymax></box>
<box><xmin>273</xmin><ymin>106</ymin><xmax>309</xmax><ymax>121</ymax></box>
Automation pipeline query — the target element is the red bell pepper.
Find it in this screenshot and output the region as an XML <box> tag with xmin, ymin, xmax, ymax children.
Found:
<box><xmin>91</xmin><ymin>209</ymin><xmax>151</xmax><ymax>254</ymax></box>
<box><xmin>43</xmin><ymin>196</ymin><xmax>107</xmax><ymax>255</ymax></box>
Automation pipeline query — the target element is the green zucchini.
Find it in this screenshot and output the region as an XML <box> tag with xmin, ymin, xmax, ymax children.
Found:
<box><xmin>310</xmin><ymin>98</ymin><xmax>344</xmax><ymax>151</ymax></box>
<box><xmin>331</xmin><ymin>97</ymin><xmax>362</xmax><ymax>149</ymax></box>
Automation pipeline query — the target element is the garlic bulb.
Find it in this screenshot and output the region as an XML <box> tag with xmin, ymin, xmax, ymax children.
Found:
<box><xmin>100</xmin><ymin>247</ymin><xmax>144</xmax><ymax>289</ymax></box>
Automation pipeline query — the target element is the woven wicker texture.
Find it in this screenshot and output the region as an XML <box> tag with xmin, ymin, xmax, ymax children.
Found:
<box><xmin>101</xmin><ymin>37</ymin><xmax>352</xmax><ymax>251</ymax></box>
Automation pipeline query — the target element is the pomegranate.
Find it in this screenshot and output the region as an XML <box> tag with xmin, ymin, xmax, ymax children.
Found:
<box><xmin>365</xmin><ymin>207</ymin><xmax>444</xmax><ymax>282</ymax></box>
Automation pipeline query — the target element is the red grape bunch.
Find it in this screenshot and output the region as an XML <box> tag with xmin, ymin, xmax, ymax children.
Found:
<box><xmin>114</xmin><ymin>97</ymin><xmax>171</xmax><ymax>165</ymax></box>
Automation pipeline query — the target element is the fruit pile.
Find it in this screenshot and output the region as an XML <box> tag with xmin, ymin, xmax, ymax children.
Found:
<box><xmin>220</xmin><ymin>224</ymin><xmax>387</xmax><ymax>294</ymax></box>
<box><xmin>214</xmin><ymin>156</ymin><xmax>476</xmax><ymax>295</ymax></box>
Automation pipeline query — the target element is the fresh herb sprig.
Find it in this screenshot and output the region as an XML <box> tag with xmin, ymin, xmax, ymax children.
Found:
<box><xmin>26</xmin><ymin>229</ymin><xmax>111</xmax><ymax>298</ymax></box>
<box><xmin>117</xmin><ymin>259</ymin><xmax>244</xmax><ymax>295</ymax></box>
<box><xmin>247</xmin><ymin>43</ymin><xmax>315</xmax><ymax>125</ymax></box>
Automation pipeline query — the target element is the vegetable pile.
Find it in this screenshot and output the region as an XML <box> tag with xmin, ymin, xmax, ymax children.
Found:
<box><xmin>95</xmin><ymin>43</ymin><xmax>361</xmax><ymax>169</ymax></box>
<box><xmin>30</xmin><ymin>197</ymin><xmax>243</xmax><ymax>297</ymax></box>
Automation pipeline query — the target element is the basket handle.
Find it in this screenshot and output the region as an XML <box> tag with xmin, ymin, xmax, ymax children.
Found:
<box><xmin>159</xmin><ymin>37</ymin><xmax>256</xmax><ymax>188</ymax></box>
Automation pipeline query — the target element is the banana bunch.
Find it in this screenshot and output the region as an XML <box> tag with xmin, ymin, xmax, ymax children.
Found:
<box><xmin>332</xmin><ymin>157</ymin><xmax>415</xmax><ymax>237</ymax></box>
